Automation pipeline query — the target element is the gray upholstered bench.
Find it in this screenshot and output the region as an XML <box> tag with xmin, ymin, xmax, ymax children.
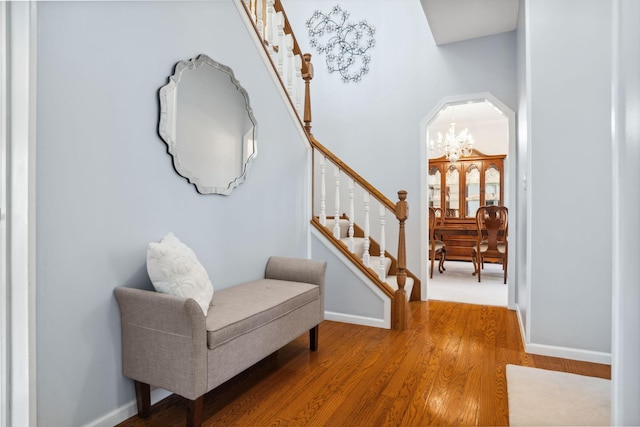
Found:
<box><xmin>115</xmin><ymin>256</ymin><xmax>326</xmax><ymax>427</ymax></box>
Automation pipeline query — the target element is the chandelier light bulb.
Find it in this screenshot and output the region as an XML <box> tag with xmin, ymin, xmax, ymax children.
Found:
<box><xmin>430</xmin><ymin>109</ymin><xmax>474</xmax><ymax>162</ymax></box>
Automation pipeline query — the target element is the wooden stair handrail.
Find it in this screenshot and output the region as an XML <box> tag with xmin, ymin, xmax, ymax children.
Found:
<box><xmin>273</xmin><ymin>0</ymin><xmax>309</xmax><ymax>76</ymax></box>
<box><xmin>311</xmin><ymin>136</ymin><xmax>396</xmax><ymax>212</ymax></box>
<box><xmin>238</xmin><ymin>0</ymin><xmax>308</xmax><ymax>132</ymax></box>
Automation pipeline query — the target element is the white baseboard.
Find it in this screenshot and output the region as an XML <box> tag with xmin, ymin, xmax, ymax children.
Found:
<box><xmin>324</xmin><ymin>311</ymin><xmax>389</xmax><ymax>329</ymax></box>
<box><xmin>85</xmin><ymin>387</ymin><xmax>172</xmax><ymax>427</ymax></box>
<box><xmin>525</xmin><ymin>342</ymin><xmax>611</xmax><ymax>365</ymax></box>
<box><xmin>514</xmin><ymin>303</ymin><xmax>610</xmax><ymax>365</ymax></box>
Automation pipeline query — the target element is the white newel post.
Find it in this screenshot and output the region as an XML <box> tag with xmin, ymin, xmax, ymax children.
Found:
<box><xmin>348</xmin><ymin>179</ymin><xmax>355</xmax><ymax>253</ymax></box>
<box><xmin>363</xmin><ymin>192</ymin><xmax>371</xmax><ymax>266</ymax></box>
<box><xmin>333</xmin><ymin>165</ymin><xmax>341</xmax><ymax>239</ymax></box>
<box><xmin>319</xmin><ymin>156</ymin><xmax>326</xmax><ymax>226</ymax></box>
<box><xmin>378</xmin><ymin>204</ymin><xmax>387</xmax><ymax>281</ymax></box>
<box><xmin>276</xmin><ymin>12</ymin><xmax>284</xmax><ymax>76</ymax></box>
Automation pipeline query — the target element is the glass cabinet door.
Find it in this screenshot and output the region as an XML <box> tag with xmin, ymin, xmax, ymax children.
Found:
<box><xmin>465</xmin><ymin>164</ymin><xmax>480</xmax><ymax>218</ymax></box>
<box><xmin>445</xmin><ymin>165</ymin><xmax>460</xmax><ymax>218</ymax></box>
<box><xmin>428</xmin><ymin>166</ymin><xmax>441</xmax><ymax>208</ymax></box>
<box><xmin>485</xmin><ymin>165</ymin><xmax>501</xmax><ymax>206</ymax></box>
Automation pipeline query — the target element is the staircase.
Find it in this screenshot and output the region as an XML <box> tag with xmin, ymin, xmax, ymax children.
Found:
<box><xmin>236</xmin><ymin>0</ymin><xmax>420</xmax><ymax>329</ymax></box>
<box><xmin>330</xmin><ymin>217</ymin><xmax>414</xmax><ymax>302</ymax></box>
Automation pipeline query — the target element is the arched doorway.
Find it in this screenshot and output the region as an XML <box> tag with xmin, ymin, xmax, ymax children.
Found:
<box><xmin>419</xmin><ymin>93</ymin><xmax>516</xmax><ymax>308</ymax></box>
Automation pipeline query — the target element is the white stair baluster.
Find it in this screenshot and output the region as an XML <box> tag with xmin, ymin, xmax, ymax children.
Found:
<box><xmin>378</xmin><ymin>203</ymin><xmax>386</xmax><ymax>281</ymax></box>
<box><xmin>319</xmin><ymin>156</ymin><xmax>326</xmax><ymax>227</ymax></box>
<box><xmin>348</xmin><ymin>179</ymin><xmax>355</xmax><ymax>253</ymax></box>
<box><xmin>295</xmin><ymin>54</ymin><xmax>302</xmax><ymax>115</ymax></box>
<box><xmin>333</xmin><ymin>165</ymin><xmax>341</xmax><ymax>239</ymax></box>
<box><xmin>256</xmin><ymin>0</ymin><xmax>264</xmax><ymax>39</ymax></box>
<box><xmin>276</xmin><ymin>12</ymin><xmax>284</xmax><ymax>76</ymax></box>
<box><xmin>248</xmin><ymin>0</ymin><xmax>256</xmax><ymax>22</ymax></box>
<box><xmin>363</xmin><ymin>192</ymin><xmax>371</xmax><ymax>267</ymax></box>
<box><xmin>286</xmin><ymin>34</ymin><xmax>294</xmax><ymax>96</ymax></box>
<box><xmin>265</xmin><ymin>0</ymin><xmax>275</xmax><ymax>48</ymax></box>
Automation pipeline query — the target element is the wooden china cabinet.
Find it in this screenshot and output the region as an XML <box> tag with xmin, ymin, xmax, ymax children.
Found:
<box><xmin>428</xmin><ymin>149</ymin><xmax>506</xmax><ymax>261</ymax></box>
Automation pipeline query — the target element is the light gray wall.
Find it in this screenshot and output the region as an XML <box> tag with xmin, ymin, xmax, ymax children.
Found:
<box><xmin>526</xmin><ymin>0</ymin><xmax>612</xmax><ymax>355</ymax></box>
<box><xmin>612</xmin><ymin>0</ymin><xmax>640</xmax><ymax>423</ymax></box>
<box><xmin>283</xmin><ymin>0</ymin><xmax>517</xmax><ymax>281</ymax></box>
<box><xmin>35</xmin><ymin>1</ymin><xmax>309</xmax><ymax>425</ymax></box>
<box><xmin>312</xmin><ymin>235</ymin><xmax>386</xmax><ymax>322</ymax></box>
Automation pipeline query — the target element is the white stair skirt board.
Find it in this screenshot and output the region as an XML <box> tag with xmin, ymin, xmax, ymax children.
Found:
<box><xmin>428</xmin><ymin>260</ymin><xmax>507</xmax><ymax>307</ymax></box>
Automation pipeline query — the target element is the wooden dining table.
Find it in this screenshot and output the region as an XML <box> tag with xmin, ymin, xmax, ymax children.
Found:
<box><xmin>434</xmin><ymin>225</ymin><xmax>478</xmax><ymax>237</ymax></box>
<box><xmin>433</xmin><ymin>224</ymin><xmax>505</xmax><ymax>264</ymax></box>
<box><xmin>434</xmin><ymin>225</ymin><xmax>505</xmax><ymax>238</ymax></box>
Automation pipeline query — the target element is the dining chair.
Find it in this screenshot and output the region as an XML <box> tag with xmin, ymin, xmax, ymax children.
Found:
<box><xmin>471</xmin><ymin>205</ymin><xmax>508</xmax><ymax>284</ymax></box>
<box><xmin>428</xmin><ymin>207</ymin><xmax>446</xmax><ymax>278</ymax></box>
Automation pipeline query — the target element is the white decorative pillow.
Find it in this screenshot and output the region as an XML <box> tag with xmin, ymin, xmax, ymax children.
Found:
<box><xmin>146</xmin><ymin>232</ymin><xmax>214</xmax><ymax>315</ymax></box>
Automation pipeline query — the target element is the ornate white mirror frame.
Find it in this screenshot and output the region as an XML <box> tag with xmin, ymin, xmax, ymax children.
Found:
<box><xmin>159</xmin><ymin>54</ymin><xmax>257</xmax><ymax>195</ymax></box>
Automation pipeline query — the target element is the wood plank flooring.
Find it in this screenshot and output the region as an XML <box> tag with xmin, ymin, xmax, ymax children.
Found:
<box><xmin>116</xmin><ymin>300</ymin><xmax>610</xmax><ymax>426</ymax></box>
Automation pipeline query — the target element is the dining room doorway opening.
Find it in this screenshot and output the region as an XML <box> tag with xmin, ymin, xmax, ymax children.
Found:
<box><xmin>419</xmin><ymin>93</ymin><xmax>516</xmax><ymax>308</ymax></box>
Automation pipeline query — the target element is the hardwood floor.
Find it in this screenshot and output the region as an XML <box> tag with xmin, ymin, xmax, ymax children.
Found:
<box><xmin>116</xmin><ymin>300</ymin><xmax>610</xmax><ymax>427</ymax></box>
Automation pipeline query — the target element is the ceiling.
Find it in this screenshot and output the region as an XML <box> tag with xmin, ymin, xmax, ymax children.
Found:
<box><xmin>420</xmin><ymin>0</ymin><xmax>520</xmax><ymax>45</ymax></box>
<box><xmin>427</xmin><ymin>100</ymin><xmax>508</xmax><ymax>156</ymax></box>
<box><xmin>430</xmin><ymin>101</ymin><xmax>506</xmax><ymax>127</ymax></box>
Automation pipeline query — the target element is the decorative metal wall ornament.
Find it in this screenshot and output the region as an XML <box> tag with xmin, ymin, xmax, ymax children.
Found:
<box><xmin>305</xmin><ymin>5</ymin><xmax>375</xmax><ymax>83</ymax></box>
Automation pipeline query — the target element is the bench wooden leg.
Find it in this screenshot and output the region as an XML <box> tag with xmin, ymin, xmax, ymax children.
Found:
<box><xmin>134</xmin><ymin>380</ymin><xmax>151</xmax><ymax>419</ymax></box>
<box><xmin>309</xmin><ymin>325</ymin><xmax>319</xmax><ymax>351</ymax></box>
<box><xmin>187</xmin><ymin>396</ymin><xmax>204</xmax><ymax>427</ymax></box>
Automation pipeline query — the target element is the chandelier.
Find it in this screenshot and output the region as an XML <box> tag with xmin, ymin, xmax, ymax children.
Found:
<box><xmin>430</xmin><ymin>108</ymin><xmax>474</xmax><ymax>162</ymax></box>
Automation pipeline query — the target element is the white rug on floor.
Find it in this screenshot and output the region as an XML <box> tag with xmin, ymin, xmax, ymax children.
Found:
<box><xmin>427</xmin><ymin>260</ymin><xmax>507</xmax><ymax>306</ymax></box>
<box><xmin>506</xmin><ymin>364</ymin><xmax>611</xmax><ymax>426</ymax></box>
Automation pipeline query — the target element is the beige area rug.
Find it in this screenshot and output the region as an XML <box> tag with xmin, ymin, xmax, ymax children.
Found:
<box><xmin>507</xmin><ymin>364</ymin><xmax>611</xmax><ymax>426</ymax></box>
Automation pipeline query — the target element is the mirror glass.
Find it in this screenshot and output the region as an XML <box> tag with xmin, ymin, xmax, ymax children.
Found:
<box><xmin>445</xmin><ymin>165</ymin><xmax>459</xmax><ymax>218</ymax></box>
<box><xmin>159</xmin><ymin>54</ymin><xmax>257</xmax><ymax>195</ymax></box>
<box><xmin>428</xmin><ymin>166</ymin><xmax>441</xmax><ymax>209</ymax></box>
<box><xmin>465</xmin><ymin>164</ymin><xmax>480</xmax><ymax>217</ymax></box>
<box><xmin>485</xmin><ymin>164</ymin><xmax>501</xmax><ymax>206</ymax></box>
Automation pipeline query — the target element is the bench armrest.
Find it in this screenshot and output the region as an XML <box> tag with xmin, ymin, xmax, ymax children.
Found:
<box><xmin>265</xmin><ymin>256</ymin><xmax>327</xmax><ymax>314</ymax></box>
<box><xmin>114</xmin><ymin>287</ymin><xmax>208</xmax><ymax>400</ymax></box>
